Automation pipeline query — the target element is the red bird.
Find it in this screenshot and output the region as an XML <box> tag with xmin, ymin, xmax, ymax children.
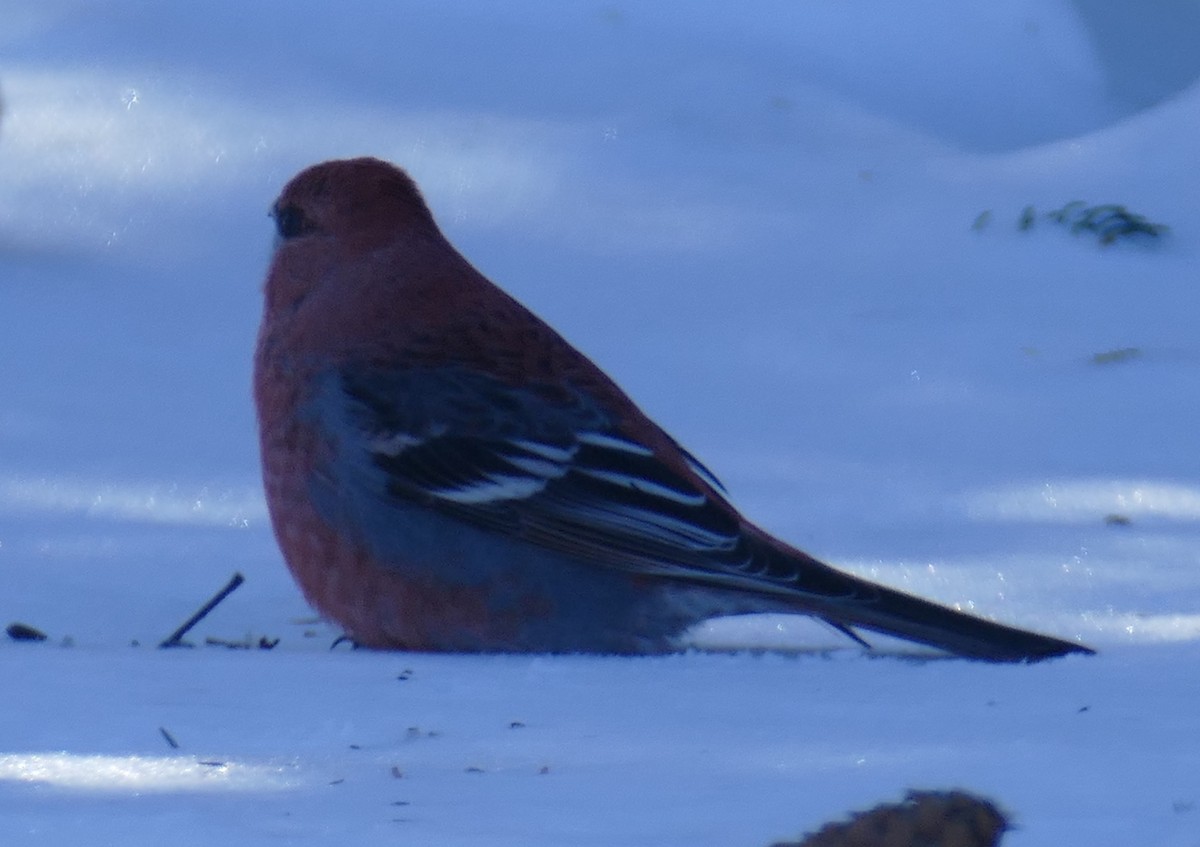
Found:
<box><xmin>254</xmin><ymin>157</ymin><xmax>1091</xmax><ymax>662</ymax></box>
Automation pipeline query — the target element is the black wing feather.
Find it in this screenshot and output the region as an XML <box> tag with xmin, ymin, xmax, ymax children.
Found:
<box><xmin>336</xmin><ymin>365</ymin><xmax>855</xmax><ymax>597</ymax></box>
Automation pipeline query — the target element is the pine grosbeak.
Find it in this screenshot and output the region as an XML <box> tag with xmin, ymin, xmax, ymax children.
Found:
<box><xmin>254</xmin><ymin>157</ymin><xmax>1091</xmax><ymax>662</ymax></box>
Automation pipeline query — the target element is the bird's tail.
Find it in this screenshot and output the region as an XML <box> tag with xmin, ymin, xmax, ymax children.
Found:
<box><xmin>823</xmin><ymin>579</ymin><xmax>1091</xmax><ymax>662</ymax></box>
<box><xmin>759</xmin><ymin>544</ymin><xmax>1093</xmax><ymax>662</ymax></box>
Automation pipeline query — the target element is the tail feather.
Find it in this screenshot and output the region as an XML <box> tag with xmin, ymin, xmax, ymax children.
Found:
<box><xmin>811</xmin><ymin>577</ymin><xmax>1093</xmax><ymax>662</ymax></box>
<box><xmin>752</xmin><ymin>538</ymin><xmax>1094</xmax><ymax>662</ymax></box>
<box><xmin>819</xmin><ymin>616</ymin><xmax>873</xmax><ymax>650</ymax></box>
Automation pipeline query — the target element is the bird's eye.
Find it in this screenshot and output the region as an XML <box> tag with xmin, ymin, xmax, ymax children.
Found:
<box><xmin>273</xmin><ymin>203</ymin><xmax>313</xmax><ymax>240</ymax></box>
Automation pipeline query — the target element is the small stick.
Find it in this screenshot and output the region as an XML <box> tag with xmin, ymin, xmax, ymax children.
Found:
<box><xmin>159</xmin><ymin>572</ymin><xmax>245</xmax><ymax>648</ymax></box>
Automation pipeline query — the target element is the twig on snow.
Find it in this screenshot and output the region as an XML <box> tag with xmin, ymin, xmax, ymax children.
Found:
<box><xmin>159</xmin><ymin>572</ymin><xmax>245</xmax><ymax>648</ymax></box>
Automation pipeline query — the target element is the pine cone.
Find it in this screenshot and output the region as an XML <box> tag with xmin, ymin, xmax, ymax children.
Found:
<box><xmin>772</xmin><ymin>789</ymin><xmax>1009</xmax><ymax>847</ymax></box>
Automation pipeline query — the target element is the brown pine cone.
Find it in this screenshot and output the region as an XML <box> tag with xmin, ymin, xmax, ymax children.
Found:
<box><xmin>772</xmin><ymin>789</ymin><xmax>1009</xmax><ymax>847</ymax></box>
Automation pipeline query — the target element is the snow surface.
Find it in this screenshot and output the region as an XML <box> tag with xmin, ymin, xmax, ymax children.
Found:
<box><xmin>1</xmin><ymin>1</ymin><xmax>1198</xmax><ymax>844</ymax></box>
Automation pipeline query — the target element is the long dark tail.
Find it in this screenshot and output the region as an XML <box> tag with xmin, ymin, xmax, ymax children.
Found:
<box><xmin>757</xmin><ymin>540</ymin><xmax>1094</xmax><ymax>662</ymax></box>
<box><xmin>818</xmin><ymin>579</ymin><xmax>1093</xmax><ymax>662</ymax></box>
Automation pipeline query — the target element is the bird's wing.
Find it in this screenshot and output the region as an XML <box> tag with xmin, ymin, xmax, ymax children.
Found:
<box><xmin>315</xmin><ymin>364</ymin><xmax>859</xmax><ymax>600</ymax></box>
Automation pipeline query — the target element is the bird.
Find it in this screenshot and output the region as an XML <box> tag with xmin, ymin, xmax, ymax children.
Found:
<box><xmin>254</xmin><ymin>157</ymin><xmax>1092</xmax><ymax>662</ymax></box>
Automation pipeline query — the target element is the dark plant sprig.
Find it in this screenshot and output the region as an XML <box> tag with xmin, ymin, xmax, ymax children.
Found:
<box><xmin>1042</xmin><ymin>201</ymin><xmax>1168</xmax><ymax>245</ymax></box>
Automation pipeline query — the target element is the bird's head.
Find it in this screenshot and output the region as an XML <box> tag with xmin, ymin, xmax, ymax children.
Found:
<box><xmin>262</xmin><ymin>157</ymin><xmax>444</xmax><ymax>318</ymax></box>
<box><xmin>270</xmin><ymin>157</ymin><xmax>438</xmax><ymax>252</ymax></box>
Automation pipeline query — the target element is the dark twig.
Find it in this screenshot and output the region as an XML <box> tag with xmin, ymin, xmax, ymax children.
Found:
<box><xmin>159</xmin><ymin>572</ymin><xmax>246</xmax><ymax>648</ymax></box>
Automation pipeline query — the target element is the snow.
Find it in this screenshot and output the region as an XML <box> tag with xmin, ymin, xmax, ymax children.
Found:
<box><xmin>1</xmin><ymin>1</ymin><xmax>1198</xmax><ymax>844</ymax></box>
